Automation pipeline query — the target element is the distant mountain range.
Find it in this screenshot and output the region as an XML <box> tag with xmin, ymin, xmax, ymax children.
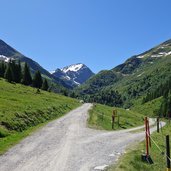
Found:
<box><xmin>51</xmin><ymin>63</ymin><xmax>94</xmax><ymax>88</ymax></box>
<box><xmin>0</xmin><ymin>39</ymin><xmax>94</xmax><ymax>89</ymax></box>
<box><xmin>1</xmin><ymin>38</ymin><xmax>171</xmax><ymax>107</ymax></box>
<box><xmin>76</xmin><ymin>39</ymin><xmax>171</xmax><ymax>108</ymax></box>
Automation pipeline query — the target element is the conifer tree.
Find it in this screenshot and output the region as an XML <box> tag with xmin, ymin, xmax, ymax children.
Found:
<box><xmin>41</xmin><ymin>78</ymin><xmax>49</xmax><ymax>91</ymax></box>
<box><xmin>15</xmin><ymin>60</ymin><xmax>22</xmax><ymax>83</ymax></box>
<box><xmin>4</xmin><ymin>63</ymin><xmax>13</xmax><ymax>82</ymax></box>
<box><xmin>10</xmin><ymin>60</ymin><xmax>16</xmax><ymax>81</ymax></box>
<box><xmin>167</xmin><ymin>92</ymin><xmax>171</xmax><ymax>118</ymax></box>
<box><xmin>22</xmin><ymin>63</ymin><xmax>32</xmax><ymax>85</ymax></box>
<box><xmin>32</xmin><ymin>70</ymin><xmax>43</xmax><ymax>88</ymax></box>
<box><xmin>0</xmin><ymin>61</ymin><xmax>6</xmax><ymax>77</ymax></box>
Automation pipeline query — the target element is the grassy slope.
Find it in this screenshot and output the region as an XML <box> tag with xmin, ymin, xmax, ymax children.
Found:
<box><xmin>108</xmin><ymin>97</ymin><xmax>170</xmax><ymax>171</ymax></box>
<box><xmin>88</xmin><ymin>101</ymin><xmax>170</xmax><ymax>171</ymax></box>
<box><xmin>108</xmin><ymin>121</ymin><xmax>171</xmax><ymax>171</ymax></box>
<box><xmin>0</xmin><ymin>78</ymin><xmax>80</xmax><ymax>154</ymax></box>
<box><xmin>88</xmin><ymin>103</ymin><xmax>144</xmax><ymax>130</ymax></box>
<box><xmin>131</xmin><ymin>97</ymin><xmax>162</xmax><ymax>117</ymax></box>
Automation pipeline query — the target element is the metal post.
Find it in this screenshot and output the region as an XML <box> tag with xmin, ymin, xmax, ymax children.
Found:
<box><xmin>166</xmin><ymin>135</ymin><xmax>171</xmax><ymax>171</ymax></box>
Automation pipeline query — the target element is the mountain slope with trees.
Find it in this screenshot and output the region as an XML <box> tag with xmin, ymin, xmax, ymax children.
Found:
<box><xmin>76</xmin><ymin>39</ymin><xmax>171</xmax><ymax>110</ymax></box>
<box><xmin>0</xmin><ymin>39</ymin><xmax>69</xmax><ymax>89</ymax></box>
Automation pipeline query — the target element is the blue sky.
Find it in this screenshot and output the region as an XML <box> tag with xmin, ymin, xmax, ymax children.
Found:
<box><xmin>0</xmin><ymin>0</ymin><xmax>171</xmax><ymax>73</ymax></box>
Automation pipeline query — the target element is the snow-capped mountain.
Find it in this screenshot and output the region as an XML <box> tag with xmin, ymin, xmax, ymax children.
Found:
<box><xmin>0</xmin><ymin>39</ymin><xmax>71</xmax><ymax>88</ymax></box>
<box><xmin>0</xmin><ymin>55</ymin><xmax>13</xmax><ymax>62</ymax></box>
<box><xmin>52</xmin><ymin>63</ymin><xmax>94</xmax><ymax>88</ymax></box>
<box><xmin>62</xmin><ymin>64</ymin><xmax>84</xmax><ymax>73</ymax></box>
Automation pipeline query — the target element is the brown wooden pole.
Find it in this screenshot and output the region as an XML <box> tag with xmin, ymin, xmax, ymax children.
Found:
<box><xmin>145</xmin><ymin>117</ymin><xmax>149</xmax><ymax>156</ymax></box>
<box><xmin>166</xmin><ymin>135</ymin><xmax>171</xmax><ymax>171</ymax></box>
<box><xmin>157</xmin><ymin>117</ymin><xmax>159</xmax><ymax>133</ymax></box>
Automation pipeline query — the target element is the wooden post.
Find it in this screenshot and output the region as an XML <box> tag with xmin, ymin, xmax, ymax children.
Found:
<box><xmin>145</xmin><ymin>117</ymin><xmax>149</xmax><ymax>156</ymax></box>
<box><xmin>157</xmin><ymin>117</ymin><xmax>159</xmax><ymax>133</ymax></box>
<box><xmin>141</xmin><ymin>117</ymin><xmax>153</xmax><ymax>164</ymax></box>
<box><xmin>166</xmin><ymin>135</ymin><xmax>171</xmax><ymax>171</ymax></box>
<box><xmin>112</xmin><ymin>110</ymin><xmax>115</xmax><ymax>129</ymax></box>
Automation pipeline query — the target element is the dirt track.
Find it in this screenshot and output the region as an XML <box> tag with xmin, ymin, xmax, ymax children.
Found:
<box><xmin>0</xmin><ymin>103</ymin><xmax>165</xmax><ymax>171</ymax></box>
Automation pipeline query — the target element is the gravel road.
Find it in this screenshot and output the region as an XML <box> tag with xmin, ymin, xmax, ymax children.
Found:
<box><xmin>0</xmin><ymin>103</ymin><xmax>165</xmax><ymax>171</ymax></box>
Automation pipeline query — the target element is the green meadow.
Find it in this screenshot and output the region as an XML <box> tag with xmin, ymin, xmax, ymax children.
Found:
<box><xmin>0</xmin><ymin>78</ymin><xmax>80</xmax><ymax>154</ymax></box>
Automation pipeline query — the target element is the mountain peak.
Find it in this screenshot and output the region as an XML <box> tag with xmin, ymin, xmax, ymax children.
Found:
<box><xmin>61</xmin><ymin>63</ymin><xmax>85</xmax><ymax>73</ymax></box>
<box><xmin>52</xmin><ymin>63</ymin><xmax>94</xmax><ymax>88</ymax></box>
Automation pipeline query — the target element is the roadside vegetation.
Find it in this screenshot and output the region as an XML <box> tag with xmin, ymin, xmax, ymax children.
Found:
<box><xmin>88</xmin><ymin>103</ymin><xmax>144</xmax><ymax>130</ymax></box>
<box><xmin>108</xmin><ymin>121</ymin><xmax>171</xmax><ymax>171</ymax></box>
<box><xmin>131</xmin><ymin>97</ymin><xmax>162</xmax><ymax>117</ymax></box>
<box><xmin>0</xmin><ymin>78</ymin><xmax>80</xmax><ymax>154</ymax></box>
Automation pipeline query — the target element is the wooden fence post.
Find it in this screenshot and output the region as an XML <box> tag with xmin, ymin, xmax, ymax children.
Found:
<box><xmin>112</xmin><ymin>110</ymin><xmax>115</xmax><ymax>129</ymax></box>
<box><xmin>157</xmin><ymin>117</ymin><xmax>160</xmax><ymax>133</ymax></box>
<box><xmin>166</xmin><ymin>135</ymin><xmax>171</xmax><ymax>171</ymax></box>
<box><xmin>141</xmin><ymin>117</ymin><xmax>153</xmax><ymax>164</ymax></box>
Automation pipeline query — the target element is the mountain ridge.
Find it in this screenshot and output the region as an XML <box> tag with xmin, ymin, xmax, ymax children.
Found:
<box><xmin>52</xmin><ymin>63</ymin><xmax>94</xmax><ymax>88</ymax></box>
<box><xmin>0</xmin><ymin>39</ymin><xmax>72</xmax><ymax>89</ymax></box>
<box><xmin>76</xmin><ymin>38</ymin><xmax>171</xmax><ymax>108</ymax></box>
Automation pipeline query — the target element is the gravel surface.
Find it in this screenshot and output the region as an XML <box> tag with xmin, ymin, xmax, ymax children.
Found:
<box><xmin>0</xmin><ymin>103</ymin><xmax>165</xmax><ymax>171</ymax></box>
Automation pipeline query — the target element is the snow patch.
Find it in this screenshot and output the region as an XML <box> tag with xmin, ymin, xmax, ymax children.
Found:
<box><xmin>50</xmin><ymin>70</ymin><xmax>55</xmax><ymax>74</ymax></box>
<box><xmin>165</xmin><ymin>51</ymin><xmax>171</xmax><ymax>56</ymax></box>
<box><xmin>151</xmin><ymin>51</ymin><xmax>171</xmax><ymax>58</ymax></box>
<box><xmin>63</xmin><ymin>76</ymin><xmax>71</xmax><ymax>80</ymax></box>
<box><xmin>0</xmin><ymin>55</ymin><xmax>12</xmax><ymax>62</ymax></box>
<box><xmin>136</xmin><ymin>55</ymin><xmax>145</xmax><ymax>59</ymax></box>
<box><xmin>73</xmin><ymin>79</ymin><xmax>80</xmax><ymax>85</ymax></box>
<box><xmin>94</xmin><ymin>164</ymin><xmax>108</xmax><ymax>170</ymax></box>
<box><xmin>62</xmin><ymin>64</ymin><xmax>84</xmax><ymax>73</ymax></box>
<box><xmin>151</xmin><ymin>54</ymin><xmax>163</xmax><ymax>58</ymax></box>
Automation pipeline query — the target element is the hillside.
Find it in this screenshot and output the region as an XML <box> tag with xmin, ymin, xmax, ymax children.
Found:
<box><xmin>0</xmin><ymin>39</ymin><xmax>70</xmax><ymax>89</ymax></box>
<box><xmin>0</xmin><ymin>78</ymin><xmax>80</xmax><ymax>154</ymax></box>
<box><xmin>88</xmin><ymin>103</ymin><xmax>144</xmax><ymax>130</ymax></box>
<box><xmin>76</xmin><ymin>39</ymin><xmax>171</xmax><ymax>109</ymax></box>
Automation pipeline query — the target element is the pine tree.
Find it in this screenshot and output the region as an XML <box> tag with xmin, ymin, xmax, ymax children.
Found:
<box><xmin>4</xmin><ymin>64</ymin><xmax>13</xmax><ymax>82</ymax></box>
<box><xmin>22</xmin><ymin>63</ymin><xmax>32</xmax><ymax>85</ymax></box>
<box><xmin>15</xmin><ymin>60</ymin><xmax>22</xmax><ymax>83</ymax></box>
<box><xmin>10</xmin><ymin>60</ymin><xmax>16</xmax><ymax>82</ymax></box>
<box><xmin>41</xmin><ymin>79</ymin><xmax>49</xmax><ymax>91</ymax></box>
<box><xmin>32</xmin><ymin>70</ymin><xmax>43</xmax><ymax>88</ymax></box>
<box><xmin>0</xmin><ymin>61</ymin><xmax>6</xmax><ymax>78</ymax></box>
<box><xmin>167</xmin><ymin>92</ymin><xmax>171</xmax><ymax>118</ymax></box>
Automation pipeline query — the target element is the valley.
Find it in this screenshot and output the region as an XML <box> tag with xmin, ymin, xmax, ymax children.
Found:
<box><xmin>0</xmin><ymin>38</ymin><xmax>171</xmax><ymax>171</ymax></box>
<box><xmin>0</xmin><ymin>103</ymin><xmax>164</xmax><ymax>171</ymax></box>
